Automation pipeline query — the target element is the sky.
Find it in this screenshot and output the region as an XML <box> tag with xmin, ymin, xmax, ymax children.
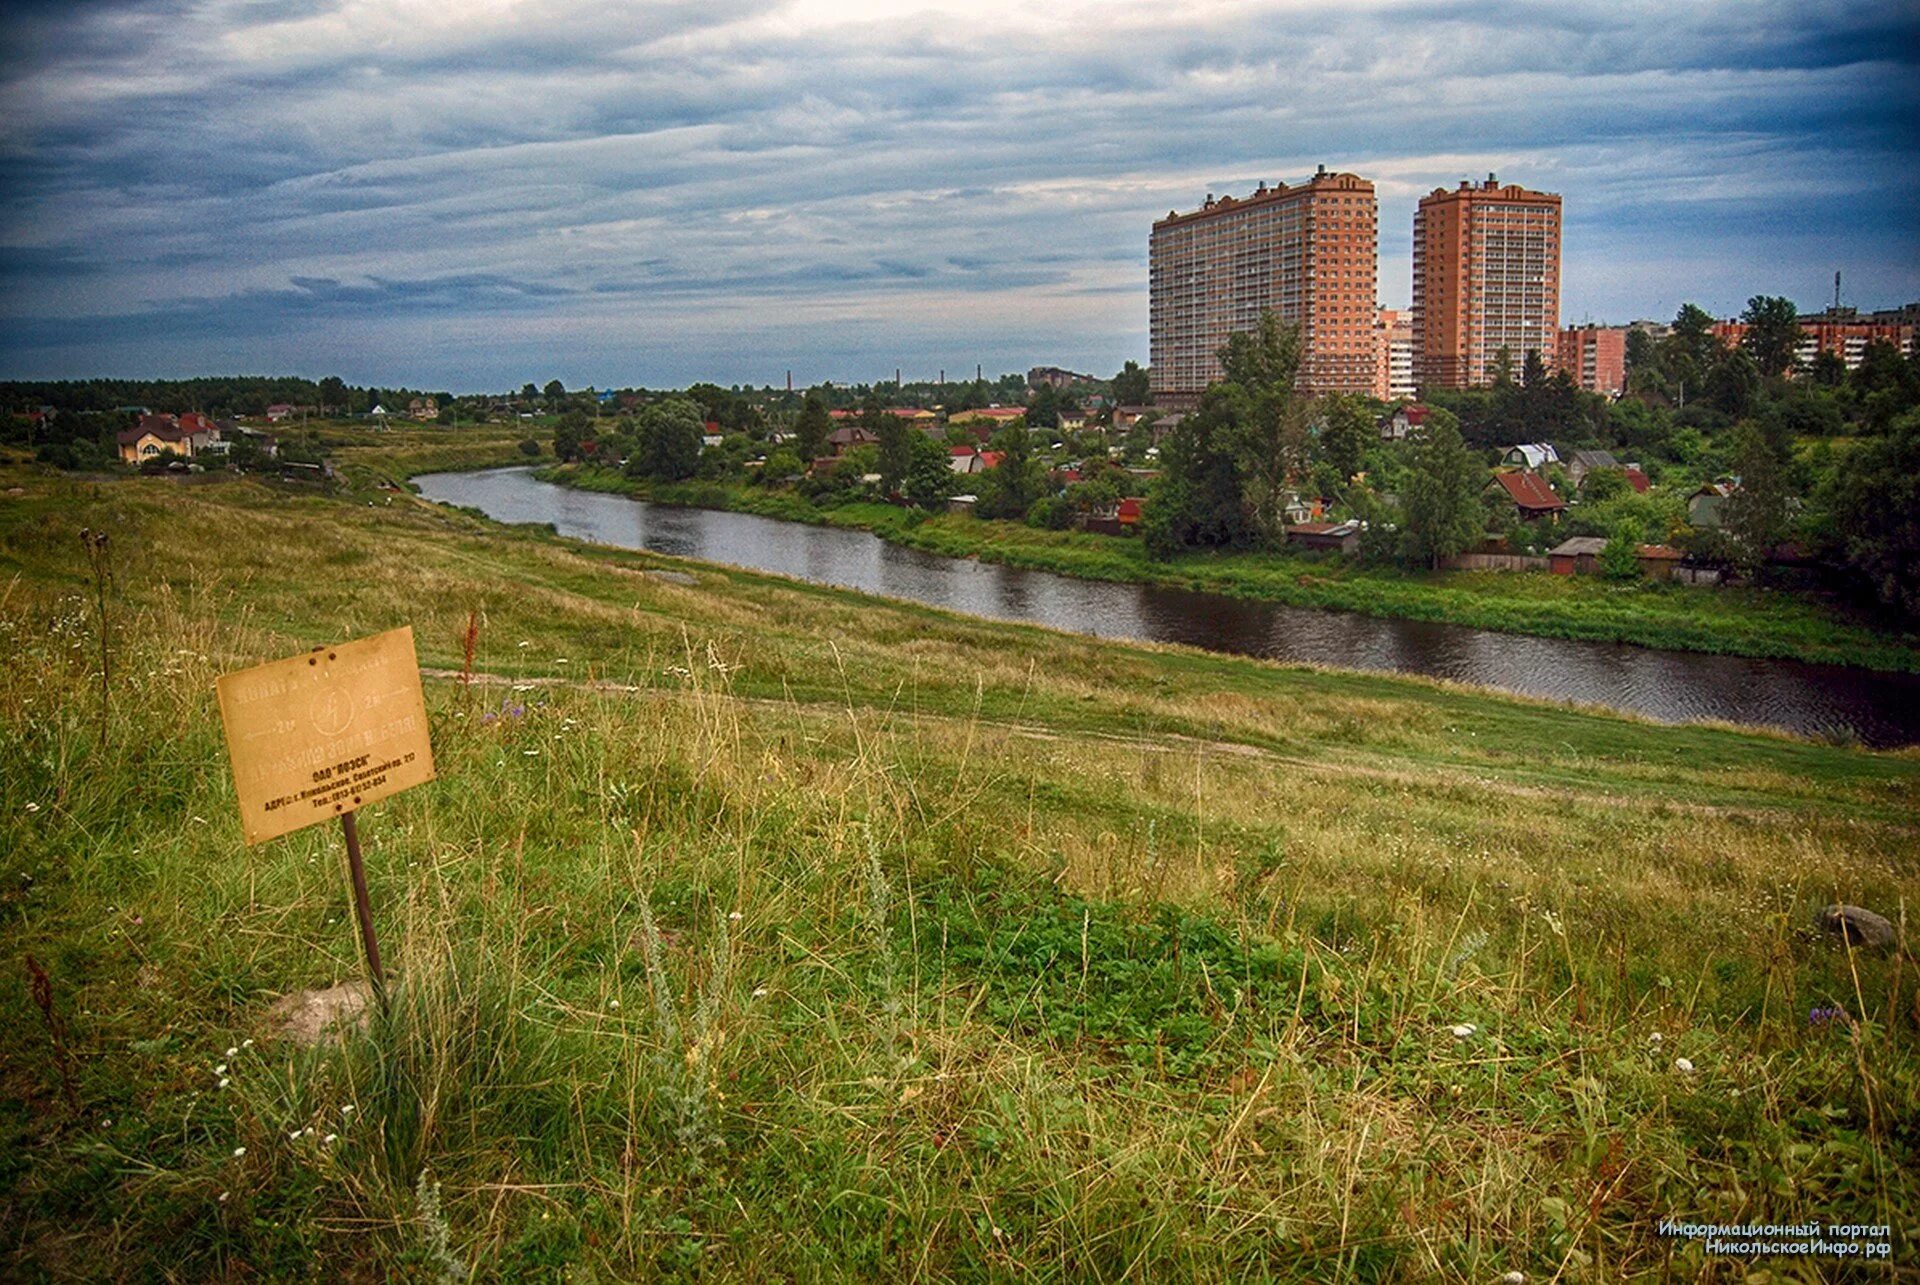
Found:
<box><xmin>2</xmin><ymin>0</ymin><xmax>1916</xmax><ymax>392</ymax></box>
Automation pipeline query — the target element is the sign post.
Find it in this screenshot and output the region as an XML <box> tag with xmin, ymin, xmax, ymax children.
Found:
<box><xmin>216</xmin><ymin>627</ymin><xmax>436</xmax><ymax>997</ymax></box>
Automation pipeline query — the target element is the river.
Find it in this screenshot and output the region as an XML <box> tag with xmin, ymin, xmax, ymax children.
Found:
<box><xmin>415</xmin><ymin>467</ymin><xmax>1920</xmax><ymax>747</ymax></box>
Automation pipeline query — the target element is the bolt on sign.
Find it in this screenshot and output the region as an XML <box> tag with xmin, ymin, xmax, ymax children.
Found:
<box><xmin>217</xmin><ymin>627</ymin><xmax>436</xmax><ymax>846</ymax></box>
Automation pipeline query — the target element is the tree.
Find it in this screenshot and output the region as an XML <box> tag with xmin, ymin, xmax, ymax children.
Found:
<box><xmin>759</xmin><ymin>447</ymin><xmax>803</xmax><ymax>485</ymax></box>
<box><xmin>793</xmin><ymin>392</ymin><xmax>831</xmax><ymax>462</ymax></box>
<box><xmin>974</xmin><ymin>422</ymin><xmax>1046</xmax><ymax>520</ymax></box>
<box><xmin>1521</xmin><ymin>348</ymin><xmax>1549</xmax><ymax>389</ymax></box>
<box><xmin>1816</xmin><ymin>411</ymin><xmax>1920</xmax><ymax>617</ymax></box>
<box><xmin>544</xmin><ymin>380</ymin><xmax>566</xmax><ymax>401</ymax></box>
<box><xmin>553</xmin><ymin>410</ymin><xmax>589</xmax><ymax>462</ymax></box>
<box><xmin>1719</xmin><ymin>422</ymin><xmax>1793</xmax><ymax>577</ymax></box>
<box><xmin>902</xmin><ymin>431</ymin><xmax>954</xmax><ymax>508</ymax></box>
<box><xmin>867</xmin><ymin>399</ymin><xmax>913</xmax><ymax>494</ymax></box>
<box><xmin>1025</xmin><ymin>383</ymin><xmax>1061</xmax><ymax>431</ymax></box>
<box><xmin>1142</xmin><ymin>399</ymin><xmax>1252</xmax><ymax>557</ymax></box>
<box><xmin>1216</xmin><ymin>312</ymin><xmax>1310</xmax><ymax>543</ymax></box>
<box><xmin>1399</xmin><ymin>414</ymin><xmax>1485</xmax><ymax>569</ymax></box>
<box><xmin>626</xmin><ymin>398</ymin><xmax>703</xmax><ymax>482</ymax></box>
<box><xmin>521</xmin><ymin>383</ymin><xmax>539</xmax><ymax>401</ymax></box>
<box><xmin>1598</xmin><ymin>533</ymin><xmax>1642</xmax><ymax>581</ymax></box>
<box><xmin>318</xmin><ymin>376</ymin><xmax>348</xmax><ymax>413</ymax></box>
<box><xmin>1740</xmin><ymin>295</ymin><xmax>1800</xmax><ymax>378</ymax></box>
<box><xmin>1317</xmin><ymin>393</ymin><xmax>1372</xmax><ymax>485</ymax></box>
<box><xmin>1809</xmin><ymin>349</ymin><xmax>1847</xmax><ymax>388</ymax></box>
<box><xmin>1113</xmin><ymin>360</ymin><xmax>1150</xmax><ymax>406</ymax></box>
<box><xmin>1704</xmin><ymin>346</ymin><xmax>1762</xmax><ymax>418</ymax></box>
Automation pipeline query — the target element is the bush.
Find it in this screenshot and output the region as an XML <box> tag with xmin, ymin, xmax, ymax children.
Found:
<box><xmin>1026</xmin><ymin>496</ymin><xmax>1074</xmax><ymax>530</ymax></box>
<box><xmin>1599</xmin><ymin>535</ymin><xmax>1642</xmax><ymax>581</ymax></box>
<box><xmin>518</xmin><ymin>438</ymin><xmax>541</xmax><ymax>457</ymax></box>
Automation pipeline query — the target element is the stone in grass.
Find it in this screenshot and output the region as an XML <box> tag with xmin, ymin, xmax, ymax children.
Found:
<box><xmin>1814</xmin><ymin>905</ymin><xmax>1898</xmax><ymax>953</ymax></box>
<box><xmin>268</xmin><ymin>981</ymin><xmax>373</xmax><ymax>1045</ymax></box>
<box><xmin>647</xmin><ymin>569</ymin><xmax>699</xmax><ymax>586</ymax></box>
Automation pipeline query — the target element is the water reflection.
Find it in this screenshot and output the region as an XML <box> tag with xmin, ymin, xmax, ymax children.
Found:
<box><xmin>416</xmin><ymin>468</ymin><xmax>1920</xmax><ymax>747</ymax></box>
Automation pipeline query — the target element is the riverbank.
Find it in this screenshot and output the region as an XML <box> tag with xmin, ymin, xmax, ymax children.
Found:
<box><xmin>4</xmin><ymin>464</ymin><xmax>1917</xmax><ymax>1278</ymax></box>
<box><xmin>535</xmin><ymin>463</ymin><xmax>1920</xmax><ymax>673</ymax></box>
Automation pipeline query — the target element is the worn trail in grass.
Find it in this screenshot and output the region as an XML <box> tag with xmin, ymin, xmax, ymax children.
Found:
<box><xmin>2</xmin><ymin>468</ymin><xmax>1916</xmax><ymax>1279</ymax></box>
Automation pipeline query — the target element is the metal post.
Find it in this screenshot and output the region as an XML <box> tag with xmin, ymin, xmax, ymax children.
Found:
<box><xmin>340</xmin><ymin>811</ymin><xmax>387</xmax><ymax>997</ymax></box>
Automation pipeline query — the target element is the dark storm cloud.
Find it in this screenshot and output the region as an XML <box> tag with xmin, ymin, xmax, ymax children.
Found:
<box><xmin>2</xmin><ymin>0</ymin><xmax>1916</xmax><ymax>386</ymax></box>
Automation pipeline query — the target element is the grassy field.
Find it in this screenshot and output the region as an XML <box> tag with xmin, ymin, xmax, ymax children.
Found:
<box><xmin>2</xmin><ymin>463</ymin><xmax>1917</xmax><ymax>1279</ymax></box>
<box><xmin>540</xmin><ymin>464</ymin><xmax>1920</xmax><ymax>674</ymax></box>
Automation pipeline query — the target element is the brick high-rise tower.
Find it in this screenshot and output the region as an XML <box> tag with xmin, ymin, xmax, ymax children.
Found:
<box><xmin>1149</xmin><ymin>166</ymin><xmax>1378</xmax><ymax>404</ymax></box>
<box><xmin>1411</xmin><ymin>175</ymin><xmax>1561</xmax><ymax>390</ymax></box>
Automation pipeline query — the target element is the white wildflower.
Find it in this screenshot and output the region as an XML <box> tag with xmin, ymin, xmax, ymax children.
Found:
<box><xmin>751</xmin><ymin>987</ymin><xmax>769</xmax><ymax>999</ymax></box>
<box><xmin>1648</xmin><ymin>1032</ymin><xmax>1663</xmax><ymax>1045</ymax></box>
<box><xmin>218</xmin><ymin>1191</ymin><xmax>230</xmax><ymax>1203</ymax></box>
<box><xmin>1674</xmin><ymin>1057</ymin><xmax>1695</xmax><ymax>1074</ymax></box>
<box><xmin>214</xmin><ymin>1063</ymin><xmax>227</xmax><ymax>1075</ymax></box>
<box><xmin>728</xmin><ymin>911</ymin><xmax>742</xmax><ymax>922</ymax></box>
<box><xmin>232</xmin><ymin>1147</ymin><xmax>246</xmax><ymax>1157</ymax></box>
<box><xmin>1502</xmin><ymin>1273</ymin><xmax>1526</xmax><ymax>1284</ymax></box>
<box><xmin>608</xmin><ymin>998</ymin><xmax>621</xmax><ymax>1010</ymax></box>
<box><xmin>1450</xmin><ymin>1023</ymin><xmax>1476</xmax><ymax>1039</ymax></box>
<box><xmin>341</xmin><ymin>1104</ymin><xmax>355</xmax><ymax>1114</ymax></box>
<box><xmin>218</xmin><ymin>1077</ymin><xmax>231</xmax><ymax>1089</ymax></box>
<box><xmin>225</xmin><ymin>1046</ymin><xmax>238</xmax><ymax>1058</ymax></box>
<box><xmin>323</xmin><ymin>1133</ymin><xmax>338</xmax><ymax>1145</ymax></box>
<box><xmin>23</xmin><ymin>802</ymin><xmax>39</xmax><ymax>814</ymax></box>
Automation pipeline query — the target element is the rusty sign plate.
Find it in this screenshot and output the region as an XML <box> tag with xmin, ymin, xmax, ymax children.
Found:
<box><xmin>216</xmin><ymin>626</ymin><xmax>436</xmax><ymax>845</ymax></box>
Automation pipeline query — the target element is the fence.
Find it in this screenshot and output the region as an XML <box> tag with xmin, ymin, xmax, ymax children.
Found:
<box><xmin>1441</xmin><ymin>553</ymin><xmax>1550</xmax><ymax>573</ymax></box>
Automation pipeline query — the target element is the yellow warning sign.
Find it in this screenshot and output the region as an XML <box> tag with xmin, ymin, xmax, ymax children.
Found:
<box><xmin>216</xmin><ymin>627</ymin><xmax>436</xmax><ymax>845</ymax></box>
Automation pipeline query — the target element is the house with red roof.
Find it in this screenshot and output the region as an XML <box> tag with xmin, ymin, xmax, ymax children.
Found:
<box><xmin>1378</xmin><ymin>403</ymin><xmax>1430</xmax><ymax>441</ymax></box>
<box><xmin>117</xmin><ymin>414</ymin><xmax>197</xmax><ymax>463</ymax></box>
<box><xmin>1486</xmin><ymin>470</ymin><xmax>1565</xmax><ymax>520</ymax></box>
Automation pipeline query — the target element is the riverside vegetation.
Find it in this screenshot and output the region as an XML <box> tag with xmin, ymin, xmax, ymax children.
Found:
<box><xmin>539</xmin><ymin>462</ymin><xmax>1920</xmax><ymax>674</ymax></box>
<box><xmin>3</xmin><ymin>458</ymin><xmax>1918</xmax><ymax>1279</ymax></box>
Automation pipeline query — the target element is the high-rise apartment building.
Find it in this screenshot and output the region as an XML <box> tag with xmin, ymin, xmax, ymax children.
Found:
<box><xmin>1375</xmin><ymin>308</ymin><xmax>1415</xmax><ymax>401</ymax></box>
<box><xmin>1149</xmin><ymin>167</ymin><xmax>1378</xmax><ymax>404</ymax></box>
<box><xmin>1556</xmin><ymin>325</ymin><xmax>1628</xmax><ymax>395</ymax></box>
<box><xmin>1412</xmin><ymin>175</ymin><xmax>1561</xmax><ymax>390</ymax></box>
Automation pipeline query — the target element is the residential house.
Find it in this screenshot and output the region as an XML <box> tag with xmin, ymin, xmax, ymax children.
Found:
<box><xmin>117</xmin><ymin>415</ymin><xmax>196</xmax><ymax>463</ymax></box>
<box><xmin>1502</xmin><ymin>443</ymin><xmax>1560</xmax><ymax>471</ymax></box>
<box><xmin>1111</xmin><ymin>405</ymin><xmax>1153</xmax><ymax>431</ymax></box>
<box><xmin>265</xmin><ymin>403</ymin><xmax>295</xmax><ymax>422</ymax></box>
<box><xmin>1083</xmin><ymin>496</ymin><xmax>1146</xmax><ymax>536</ymax></box>
<box><xmin>1688</xmin><ymin>482</ymin><xmax>1736</xmax><ymax>529</ymax></box>
<box><xmin>408</xmin><ymin>397</ymin><xmax>440</xmax><ymax>422</ymax></box>
<box><xmin>1623</xmin><ymin>465</ymin><xmax>1650</xmax><ymax>494</ymax></box>
<box><xmin>825</xmin><ymin>424</ymin><xmax>880</xmax><ymax>456</ymax></box>
<box><xmin>1564</xmin><ymin>449</ymin><xmax>1619</xmax><ymax>488</ymax></box>
<box><xmin>1487</xmin><ymin>470</ymin><xmax>1566</xmax><ymax>520</ymax></box>
<box><xmin>1378</xmin><ymin>403</ymin><xmax>1430</xmax><ymax>441</ymax></box>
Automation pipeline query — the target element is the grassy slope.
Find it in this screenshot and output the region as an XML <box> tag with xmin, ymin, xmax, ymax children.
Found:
<box><xmin>2</xmin><ymin>465</ymin><xmax>1916</xmax><ymax>1280</ymax></box>
<box><xmin>541</xmin><ymin>463</ymin><xmax>1920</xmax><ymax>673</ymax></box>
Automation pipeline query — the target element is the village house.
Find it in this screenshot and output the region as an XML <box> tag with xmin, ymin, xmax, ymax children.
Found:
<box><xmin>1378</xmin><ymin>403</ymin><xmax>1430</xmax><ymax>441</ymax></box>
<box><xmin>1487</xmin><ymin>470</ymin><xmax>1566</xmax><ymax>520</ymax></box>
<box><xmin>1688</xmin><ymin>481</ymin><xmax>1736</xmax><ymax>529</ymax></box>
<box><xmin>1635</xmin><ymin>544</ymin><xmax>1685</xmax><ymax>581</ymax></box>
<box><xmin>1082</xmin><ymin>496</ymin><xmax>1146</xmax><ymax>536</ymax></box>
<box><xmin>117</xmin><ymin>414</ymin><xmax>196</xmax><ymax>463</ymax></box>
<box><xmin>1563</xmin><ymin>449</ymin><xmax>1619</xmax><ymax>488</ymax></box>
<box><xmin>407</xmin><ymin>397</ymin><xmax>440</xmax><ymax>422</ymax></box>
<box><xmin>824</xmin><ymin>424</ymin><xmax>879</xmax><ymax>456</ymax></box>
<box><xmin>1502</xmin><ymin>443</ymin><xmax>1560</xmax><ymax>471</ymax></box>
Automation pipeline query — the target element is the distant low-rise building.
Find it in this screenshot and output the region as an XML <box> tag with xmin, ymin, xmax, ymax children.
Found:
<box><xmin>1378</xmin><ymin>403</ymin><xmax>1430</xmax><ymax>441</ymax></box>
<box><xmin>1564</xmin><ymin>449</ymin><xmax>1620</xmax><ymax>488</ymax></box>
<box><xmin>1555</xmin><ymin>326</ymin><xmax>1629</xmax><ymax>395</ymax></box>
<box><xmin>1286</xmin><ymin>520</ymin><xmax>1362</xmax><ymax>554</ymax></box>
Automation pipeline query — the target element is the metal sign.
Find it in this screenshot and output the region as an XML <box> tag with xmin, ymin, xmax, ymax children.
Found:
<box><xmin>216</xmin><ymin>626</ymin><xmax>436</xmax><ymax>846</ymax></box>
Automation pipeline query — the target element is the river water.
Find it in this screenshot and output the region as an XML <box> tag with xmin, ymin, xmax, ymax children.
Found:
<box><xmin>415</xmin><ymin>467</ymin><xmax>1920</xmax><ymax>747</ymax></box>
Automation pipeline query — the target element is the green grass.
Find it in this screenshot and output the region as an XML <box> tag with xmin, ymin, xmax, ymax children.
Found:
<box><xmin>539</xmin><ymin>463</ymin><xmax>1920</xmax><ymax>673</ymax></box>
<box><xmin>2</xmin><ymin>461</ymin><xmax>1916</xmax><ymax>1279</ymax></box>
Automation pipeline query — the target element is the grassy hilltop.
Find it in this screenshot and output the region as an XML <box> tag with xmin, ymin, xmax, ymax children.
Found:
<box><xmin>2</xmin><ymin>460</ymin><xmax>1917</xmax><ymax>1279</ymax></box>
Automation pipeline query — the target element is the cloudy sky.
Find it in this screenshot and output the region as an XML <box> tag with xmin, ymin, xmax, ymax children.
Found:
<box><xmin>2</xmin><ymin>0</ymin><xmax>1915</xmax><ymax>391</ymax></box>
